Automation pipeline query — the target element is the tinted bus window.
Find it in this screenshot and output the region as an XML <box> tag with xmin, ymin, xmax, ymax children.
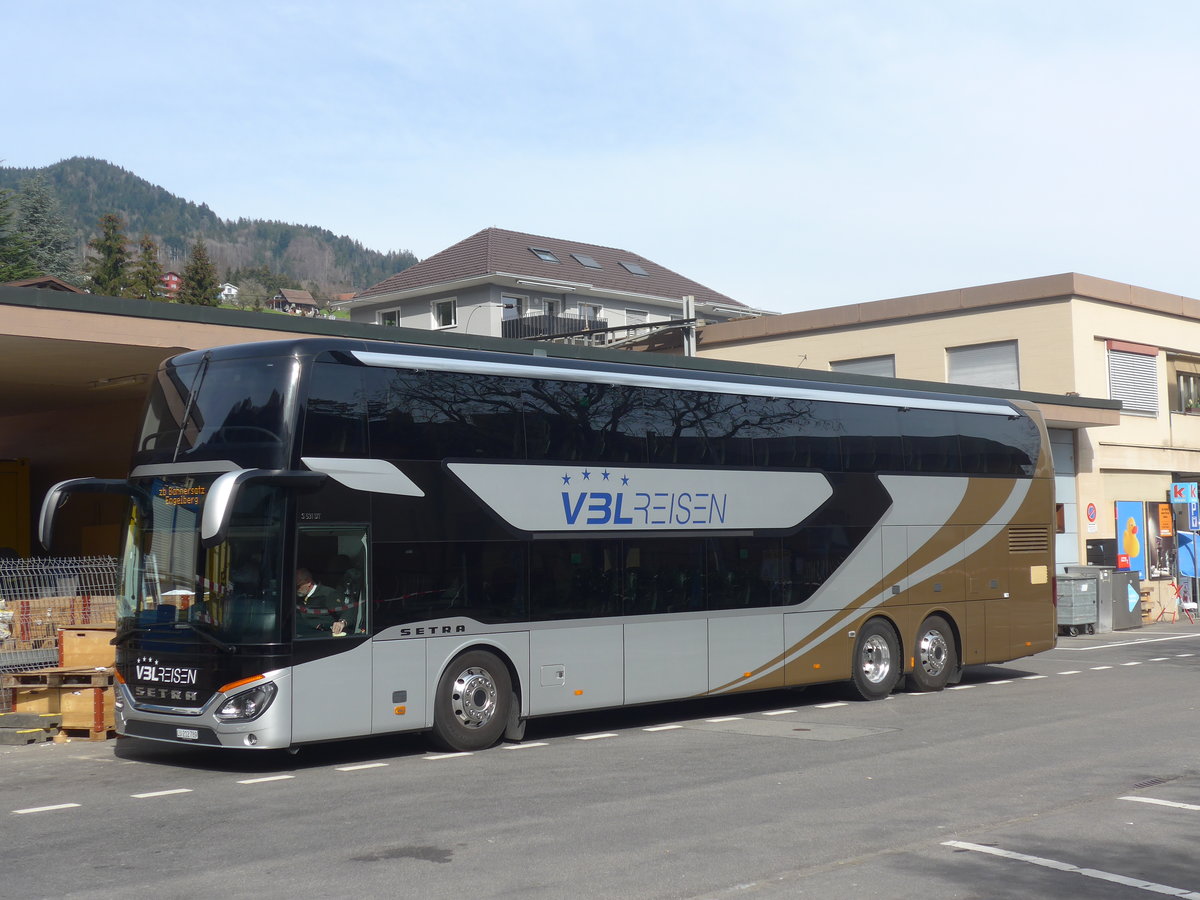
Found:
<box><xmin>304</xmin><ymin>363</ymin><xmax>367</xmax><ymax>457</ymax></box>
<box><xmin>366</xmin><ymin>369</ymin><xmax>527</xmax><ymax>461</ymax></box>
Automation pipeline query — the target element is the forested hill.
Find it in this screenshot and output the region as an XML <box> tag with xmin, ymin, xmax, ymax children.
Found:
<box><xmin>0</xmin><ymin>157</ymin><xmax>417</xmax><ymax>297</ymax></box>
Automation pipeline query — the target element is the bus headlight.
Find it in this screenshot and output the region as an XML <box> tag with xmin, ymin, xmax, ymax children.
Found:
<box><xmin>215</xmin><ymin>682</ymin><xmax>278</xmax><ymax>722</ymax></box>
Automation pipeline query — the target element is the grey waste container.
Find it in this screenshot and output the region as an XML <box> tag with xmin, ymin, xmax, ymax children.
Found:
<box><xmin>1055</xmin><ymin>575</ymin><xmax>1098</xmax><ymax>635</ymax></box>
<box><xmin>1109</xmin><ymin>570</ymin><xmax>1144</xmax><ymax>629</ymax></box>
<box><xmin>1066</xmin><ymin>565</ymin><xmax>1144</xmax><ymax>631</ymax></box>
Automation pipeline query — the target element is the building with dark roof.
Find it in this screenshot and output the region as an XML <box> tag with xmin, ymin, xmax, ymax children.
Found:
<box><xmin>337</xmin><ymin>227</ymin><xmax>774</xmax><ymax>344</ymax></box>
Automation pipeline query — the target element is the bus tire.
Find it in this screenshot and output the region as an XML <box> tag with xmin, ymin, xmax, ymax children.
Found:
<box><xmin>908</xmin><ymin>615</ymin><xmax>956</xmax><ymax>692</ymax></box>
<box><xmin>430</xmin><ymin>650</ymin><xmax>512</xmax><ymax>752</ymax></box>
<box><xmin>849</xmin><ymin>619</ymin><xmax>901</xmax><ymax>700</ymax></box>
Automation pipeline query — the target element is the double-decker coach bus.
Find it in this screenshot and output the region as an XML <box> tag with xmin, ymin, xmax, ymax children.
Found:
<box><xmin>40</xmin><ymin>337</ymin><xmax>1055</xmax><ymax>752</ymax></box>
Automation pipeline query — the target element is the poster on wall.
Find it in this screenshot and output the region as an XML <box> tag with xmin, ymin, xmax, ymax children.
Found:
<box><xmin>1144</xmin><ymin>501</ymin><xmax>1174</xmax><ymax>580</ymax></box>
<box><xmin>1115</xmin><ymin>500</ymin><xmax>1148</xmax><ymax>579</ymax></box>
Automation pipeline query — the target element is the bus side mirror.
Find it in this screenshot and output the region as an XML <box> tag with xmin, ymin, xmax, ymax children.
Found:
<box><xmin>39</xmin><ymin>478</ymin><xmax>134</xmax><ymax>551</ymax></box>
<box><xmin>201</xmin><ymin>469</ymin><xmax>327</xmax><ymax>547</ymax></box>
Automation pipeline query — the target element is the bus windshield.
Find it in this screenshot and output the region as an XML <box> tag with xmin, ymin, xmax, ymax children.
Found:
<box><xmin>135</xmin><ymin>355</ymin><xmax>297</xmax><ymax>468</ymax></box>
<box><xmin>116</xmin><ymin>475</ymin><xmax>288</xmax><ymax>646</ymax></box>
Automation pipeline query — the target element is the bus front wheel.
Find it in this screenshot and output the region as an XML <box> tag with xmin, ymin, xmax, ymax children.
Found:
<box><xmin>908</xmin><ymin>615</ymin><xmax>957</xmax><ymax>692</ymax></box>
<box><xmin>430</xmin><ymin>650</ymin><xmax>512</xmax><ymax>752</ymax></box>
<box><xmin>849</xmin><ymin>619</ymin><xmax>901</xmax><ymax>700</ymax></box>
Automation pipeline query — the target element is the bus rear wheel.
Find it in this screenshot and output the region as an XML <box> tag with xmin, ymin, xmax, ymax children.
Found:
<box><xmin>908</xmin><ymin>615</ymin><xmax>956</xmax><ymax>692</ymax></box>
<box><xmin>430</xmin><ymin>650</ymin><xmax>512</xmax><ymax>752</ymax></box>
<box><xmin>849</xmin><ymin>619</ymin><xmax>901</xmax><ymax>700</ymax></box>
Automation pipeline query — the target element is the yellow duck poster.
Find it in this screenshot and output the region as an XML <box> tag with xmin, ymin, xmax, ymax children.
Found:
<box><xmin>1114</xmin><ymin>501</ymin><xmax>1147</xmax><ymax>579</ymax></box>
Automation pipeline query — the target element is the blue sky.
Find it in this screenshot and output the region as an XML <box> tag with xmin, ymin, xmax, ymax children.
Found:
<box><xmin>8</xmin><ymin>1</ymin><xmax>1200</xmax><ymax>312</ymax></box>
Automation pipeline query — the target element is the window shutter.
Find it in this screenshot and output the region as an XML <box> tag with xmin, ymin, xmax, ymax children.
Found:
<box><xmin>830</xmin><ymin>356</ymin><xmax>896</xmax><ymax>378</ymax></box>
<box><xmin>1108</xmin><ymin>348</ymin><xmax>1158</xmax><ymax>416</ymax></box>
<box><xmin>947</xmin><ymin>341</ymin><xmax>1020</xmax><ymax>390</ymax></box>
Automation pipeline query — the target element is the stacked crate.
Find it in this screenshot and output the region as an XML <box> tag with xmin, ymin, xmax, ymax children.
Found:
<box><xmin>0</xmin><ymin>625</ymin><xmax>116</xmax><ymax>741</ymax></box>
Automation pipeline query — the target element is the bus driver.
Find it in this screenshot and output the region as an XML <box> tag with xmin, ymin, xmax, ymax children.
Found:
<box><xmin>295</xmin><ymin>568</ymin><xmax>346</xmax><ymax>635</ymax></box>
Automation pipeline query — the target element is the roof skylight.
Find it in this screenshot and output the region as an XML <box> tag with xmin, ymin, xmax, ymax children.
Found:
<box><xmin>530</xmin><ymin>247</ymin><xmax>560</xmax><ymax>263</ymax></box>
<box><xmin>571</xmin><ymin>253</ymin><xmax>602</xmax><ymax>269</ymax></box>
<box><xmin>620</xmin><ymin>261</ymin><xmax>649</xmax><ymax>276</ymax></box>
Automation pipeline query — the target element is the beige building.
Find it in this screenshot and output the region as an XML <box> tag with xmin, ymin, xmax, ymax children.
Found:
<box><xmin>694</xmin><ymin>272</ymin><xmax>1200</xmax><ymax>618</ymax></box>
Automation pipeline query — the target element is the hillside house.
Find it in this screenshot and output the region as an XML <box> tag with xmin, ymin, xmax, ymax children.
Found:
<box><xmin>335</xmin><ymin>227</ymin><xmax>773</xmax><ymax>344</ymax></box>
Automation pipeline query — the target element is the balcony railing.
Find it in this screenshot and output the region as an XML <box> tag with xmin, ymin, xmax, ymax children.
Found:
<box><xmin>501</xmin><ymin>313</ymin><xmax>608</xmax><ymax>340</ymax></box>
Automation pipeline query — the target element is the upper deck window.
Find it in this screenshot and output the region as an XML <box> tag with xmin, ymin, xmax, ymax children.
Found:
<box><xmin>136</xmin><ymin>356</ymin><xmax>295</xmax><ymax>468</ymax></box>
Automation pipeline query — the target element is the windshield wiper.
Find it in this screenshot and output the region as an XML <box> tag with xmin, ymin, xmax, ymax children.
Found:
<box><xmin>175</xmin><ymin>621</ymin><xmax>237</xmax><ymax>653</ymax></box>
<box><xmin>110</xmin><ymin>625</ymin><xmax>149</xmax><ymax>647</ymax></box>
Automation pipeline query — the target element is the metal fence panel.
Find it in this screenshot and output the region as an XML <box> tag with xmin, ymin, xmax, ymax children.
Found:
<box><xmin>0</xmin><ymin>557</ymin><xmax>118</xmax><ymax>712</ymax></box>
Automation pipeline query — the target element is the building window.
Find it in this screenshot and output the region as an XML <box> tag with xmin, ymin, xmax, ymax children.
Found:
<box><xmin>625</xmin><ymin>309</ymin><xmax>649</xmax><ymax>332</ymax></box>
<box><xmin>830</xmin><ymin>355</ymin><xmax>896</xmax><ymax>378</ymax></box>
<box><xmin>947</xmin><ymin>340</ymin><xmax>1019</xmax><ymax>390</ymax></box>
<box><xmin>501</xmin><ymin>295</ymin><xmax>526</xmax><ymax>319</ymax></box>
<box><xmin>1168</xmin><ymin>356</ymin><xmax>1200</xmax><ymax>412</ymax></box>
<box><xmin>433</xmin><ymin>298</ymin><xmax>457</xmax><ymax>328</ymax></box>
<box><xmin>379</xmin><ymin>310</ymin><xmax>399</xmax><ymax>327</ymax></box>
<box><xmin>530</xmin><ymin>247</ymin><xmax>560</xmax><ymax>263</ymax></box>
<box><xmin>543</xmin><ymin>299</ymin><xmax>561</xmax><ymax>318</ymax></box>
<box><xmin>1108</xmin><ymin>340</ymin><xmax>1158</xmax><ymax>417</ymax></box>
<box><xmin>579</xmin><ymin>302</ymin><xmax>603</xmax><ymax>322</ymax></box>
<box><xmin>1180</xmin><ymin>373</ymin><xmax>1200</xmax><ymax>412</ymax></box>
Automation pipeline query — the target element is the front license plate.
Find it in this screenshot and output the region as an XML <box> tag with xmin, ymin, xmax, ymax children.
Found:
<box><xmin>176</xmin><ymin>728</ymin><xmax>200</xmax><ymax>741</ymax></box>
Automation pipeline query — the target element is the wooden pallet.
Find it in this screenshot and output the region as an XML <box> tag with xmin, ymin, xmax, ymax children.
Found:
<box><xmin>2</xmin><ymin>668</ymin><xmax>115</xmax><ymax>741</ymax></box>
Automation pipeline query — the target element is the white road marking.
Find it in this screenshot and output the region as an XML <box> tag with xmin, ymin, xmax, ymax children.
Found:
<box><xmin>502</xmin><ymin>742</ymin><xmax>549</xmax><ymax>750</ymax></box>
<box><xmin>1150</xmin><ymin>657</ymin><xmax>1170</xmax><ymax>661</ymax></box>
<box><xmin>1057</xmin><ymin>670</ymin><xmax>1081</xmax><ymax>675</ymax></box>
<box><xmin>987</xmin><ymin>680</ymin><xmax>1013</xmax><ymax>685</ymax></box>
<box><xmin>577</xmin><ymin>733</ymin><xmax>618</xmax><ymax>741</ymax></box>
<box><xmin>1090</xmin><ymin>666</ymin><xmax>1113</xmax><ymax>671</ymax></box>
<box><xmin>1021</xmin><ymin>675</ymin><xmax>1048</xmax><ymax>680</ymax></box>
<box><xmin>336</xmin><ymin>763</ymin><xmax>389</xmax><ymax>771</ymax></box>
<box><xmin>1122</xmin><ymin>661</ymin><xmax>1142</xmax><ymax>666</ymax></box>
<box><xmin>1121</xmin><ymin>795</ymin><xmax>1200</xmax><ymax>812</ymax></box>
<box><xmin>1178</xmin><ymin>653</ymin><xmax>1195</xmax><ymax>657</ymax></box>
<box><xmin>762</xmin><ymin>709</ymin><xmax>796</xmax><ymax>716</ymax></box>
<box><xmin>947</xmin><ymin>685</ymin><xmax>975</xmax><ymax>690</ymax></box>
<box><xmin>1061</xmin><ymin>633</ymin><xmax>1200</xmax><ymax>650</ymax></box>
<box><xmin>131</xmin><ymin>788</ymin><xmax>193</xmax><ymax>798</ymax></box>
<box><xmin>237</xmin><ymin>775</ymin><xmax>295</xmax><ymax>784</ymax></box>
<box><xmin>706</xmin><ymin>716</ymin><xmax>743</xmax><ymax>723</ymax></box>
<box><xmin>943</xmin><ymin>840</ymin><xmax>1200</xmax><ymax>897</ymax></box>
<box><xmin>643</xmin><ymin>725</ymin><xmax>683</xmax><ymax>732</ymax></box>
<box><xmin>423</xmin><ymin>752</ymin><xmax>473</xmax><ymax>761</ymax></box>
<box><xmin>815</xmin><ymin>702</ymin><xmax>847</xmax><ymax>708</ymax></box>
<box><xmin>13</xmin><ymin>803</ymin><xmax>81</xmax><ymax>815</ymax></box>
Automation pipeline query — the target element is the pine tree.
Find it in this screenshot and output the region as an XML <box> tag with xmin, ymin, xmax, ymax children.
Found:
<box><xmin>85</xmin><ymin>213</ymin><xmax>132</xmax><ymax>297</ymax></box>
<box><xmin>128</xmin><ymin>233</ymin><xmax>165</xmax><ymax>300</ymax></box>
<box><xmin>15</xmin><ymin>174</ymin><xmax>77</xmax><ymax>282</ymax></box>
<box><xmin>0</xmin><ymin>188</ymin><xmax>38</xmax><ymax>282</ymax></box>
<box><xmin>180</xmin><ymin>239</ymin><xmax>219</xmax><ymax>305</ymax></box>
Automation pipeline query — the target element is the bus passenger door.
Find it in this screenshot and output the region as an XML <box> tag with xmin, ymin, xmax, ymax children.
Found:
<box><xmin>291</xmin><ymin>526</ymin><xmax>372</xmax><ymax>743</ymax></box>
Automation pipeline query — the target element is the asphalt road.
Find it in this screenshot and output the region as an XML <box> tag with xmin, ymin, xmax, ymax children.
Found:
<box><xmin>4</xmin><ymin>623</ymin><xmax>1199</xmax><ymax>899</ymax></box>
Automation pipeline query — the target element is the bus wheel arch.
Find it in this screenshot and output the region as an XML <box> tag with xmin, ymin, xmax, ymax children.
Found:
<box><xmin>848</xmin><ymin>616</ymin><xmax>902</xmax><ymax>700</ymax></box>
<box><xmin>429</xmin><ymin>646</ymin><xmax>519</xmax><ymax>752</ymax></box>
<box><xmin>907</xmin><ymin>614</ymin><xmax>959</xmax><ymax>693</ymax></box>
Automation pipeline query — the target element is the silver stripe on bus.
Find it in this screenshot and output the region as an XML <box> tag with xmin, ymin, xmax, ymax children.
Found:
<box><xmin>301</xmin><ymin>457</ymin><xmax>426</xmax><ymax>497</ymax></box>
<box><xmin>349</xmin><ymin>351</ymin><xmax>1016</xmax><ymax>417</ymax></box>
